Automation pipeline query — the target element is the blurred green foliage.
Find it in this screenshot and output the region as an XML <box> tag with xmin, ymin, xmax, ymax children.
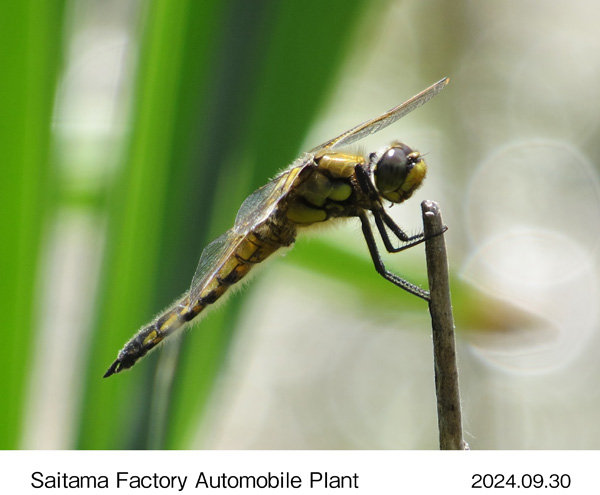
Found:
<box><xmin>2</xmin><ymin>0</ymin><xmax>371</xmax><ymax>449</ymax></box>
<box><xmin>0</xmin><ymin>0</ymin><xmax>66</xmax><ymax>449</ymax></box>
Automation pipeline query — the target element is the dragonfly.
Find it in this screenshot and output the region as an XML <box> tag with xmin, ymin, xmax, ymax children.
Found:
<box><xmin>104</xmin><ymin>77</ymin><xmax>449</xmax><ymax>377</ymax></box>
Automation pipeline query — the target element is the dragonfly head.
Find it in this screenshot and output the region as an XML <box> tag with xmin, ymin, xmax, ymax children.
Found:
<box><xmin>372</xmin><ymin>142</ymin><xmax>426</xmax><ymax>204</ymax></box>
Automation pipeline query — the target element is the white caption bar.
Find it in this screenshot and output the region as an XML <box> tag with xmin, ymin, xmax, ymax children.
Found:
<box><xmin>1</xmin><ymin>450</ymin><xmax>596</xmax><ymax>493</ymax></box>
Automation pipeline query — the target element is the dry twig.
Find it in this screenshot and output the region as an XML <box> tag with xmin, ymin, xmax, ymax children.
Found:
<box><xmin>421</xmin><ymin>200</ymin><xmax>467</xmax><ymax>450</ymax></box>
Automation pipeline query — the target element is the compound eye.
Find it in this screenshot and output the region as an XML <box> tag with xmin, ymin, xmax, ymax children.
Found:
<box><xmin>374</xmin><ymin>146</ymin><xmax>411</xmax><ymax>195</ymax></box>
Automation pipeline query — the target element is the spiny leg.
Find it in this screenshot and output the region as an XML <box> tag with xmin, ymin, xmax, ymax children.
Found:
<box><xmin>354</xmin><ymin>163</ymin><xmax>444</xmax><ymax>254</ymax></box>
<box><xmin>372</xmin><ymin>210</ymin><xmax>424</xmax><ymax>252</ymax></box>
<box><xmin>358</xmin><ymin>210</ymin><xmax>430</xmax><ymax>301</ymax></box>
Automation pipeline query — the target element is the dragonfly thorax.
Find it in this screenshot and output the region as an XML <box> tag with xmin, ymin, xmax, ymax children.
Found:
<box><xmin>373</xmin><ymin>143</ymin><xmax>426</xmax><ymax>204</ymax></box>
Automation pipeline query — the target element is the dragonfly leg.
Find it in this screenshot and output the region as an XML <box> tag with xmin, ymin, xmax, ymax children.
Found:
<box><xmin>354</xmin><ymin>163</ymin><xmax>445</xmax><ymax>253</ymax></box>
<box><xmin>372</xmin><ymin>210</ymin><xmax>425</xmax><ymax>253</ymax></box>
<box><xmin>358</xmin><ymin>210</ymin><xmax>430</xmax><ymax>301</ymax></box>
<box><xmin>380</xmin><ymin>207</ymin><xmax>448</xmax><ymax>245</ymax></box>
<box><xmin>373</xmin><ymin>208</ymin><xmax>449</xmax><ymax>253</ymax></box>
<box><xmin>354</xmin><ymin>162</ymin><xmax>379</xmax><ymax>200</ymax></box>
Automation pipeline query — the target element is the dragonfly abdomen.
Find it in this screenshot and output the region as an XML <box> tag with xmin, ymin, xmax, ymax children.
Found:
<box><xmin>103</xmin><ymin>298</ymin><xmax>188</xmax><ymax>377</ymax></box>
<box><xmin>104</xmin><ymin>223</ymin><xmax>296</xmax><ymax>377</ymax></box>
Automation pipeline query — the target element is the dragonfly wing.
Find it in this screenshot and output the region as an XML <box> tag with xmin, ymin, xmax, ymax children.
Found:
<box><xmin>234</xmin><ymin>158</ymin><xmax>309</xmax><ymax>231</ymax></box>
<box><xmin>188</xmin><ymin>229</ymin><xmax>243</xmax><ymax>306</ymax></box>
<box><xmin>189</xmin><ymin>161</ymin><xmax>309</xmax><ymax>304</ymax></box>
<box><xmin>308</xmin><ymin>77</ymin><xmax>449</xmax><ymax>153</ymax></box>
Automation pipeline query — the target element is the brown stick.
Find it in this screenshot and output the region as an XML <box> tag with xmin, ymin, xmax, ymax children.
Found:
<box><xmin>421</xmin><ymin>200</ymin><xmax>468</xmax><ymax>450</ymax></box>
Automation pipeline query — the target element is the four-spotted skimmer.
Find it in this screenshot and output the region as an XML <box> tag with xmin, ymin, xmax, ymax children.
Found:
<box><xmin>104</xmin><ymin>77</ymin><xmax>449</xmax><ymax>377</ymax></box>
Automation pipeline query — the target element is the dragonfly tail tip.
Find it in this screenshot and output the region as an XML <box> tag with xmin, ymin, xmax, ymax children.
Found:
<box><xmin>103</xmin><ymin>360</ymin><xmax>120</xmax><ymax>378</ymax></box>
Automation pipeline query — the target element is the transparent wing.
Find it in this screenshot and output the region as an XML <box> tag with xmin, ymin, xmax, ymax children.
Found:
<box><xmin>233</xmin><ymin>156</ymin><xmax>309</xmax><ymax>231</ymax></box>
<box><xmin>309</xmin><ymin>77</ymin><xmax>449</xmax><ymax>153</ymax></box>
<box><xmin>187</xmin><ymin>79</ymin><xmax>448</xmax><ymax>306</ymax></box>
<box><xmin>188</xmin><ymin>161</ymin><xmax>309</xmax><ymax>304</ymax></box>
<box><xmin>188</xmin><ymin>229</ymin><xmax>243</xmax><ymax>305</ymax></box>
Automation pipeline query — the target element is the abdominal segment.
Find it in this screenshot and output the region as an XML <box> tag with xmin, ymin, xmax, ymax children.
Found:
<box><xmin>104</xmin><ymin>226</ymin><xmax>294</xmax><ymax>377</ymax></box>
